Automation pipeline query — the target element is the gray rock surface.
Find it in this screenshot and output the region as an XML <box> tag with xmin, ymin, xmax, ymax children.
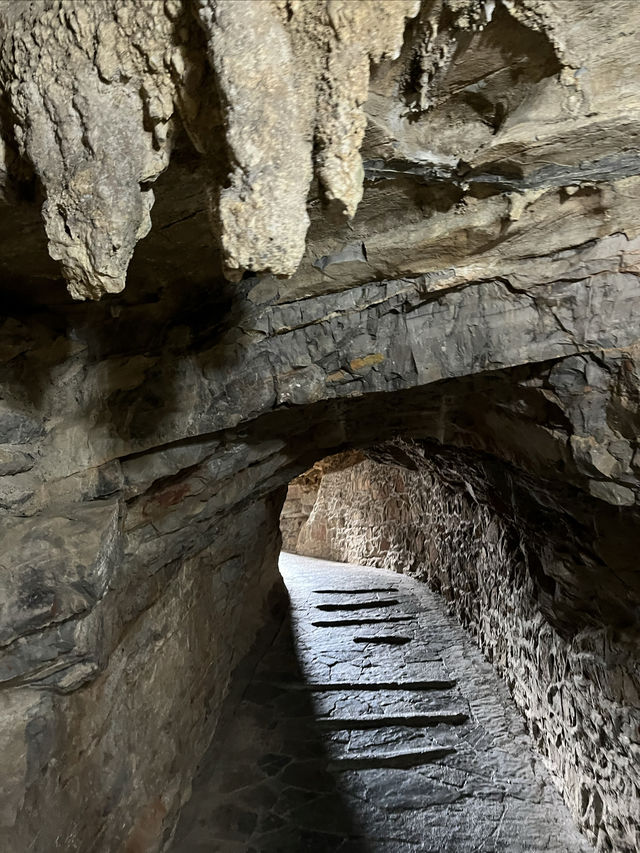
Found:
<box><xmin>1</xmin><ymin>1</ymin><xmax>640</xmax><ymax>297</ymax></box>
<box><xmin>0</xmin><ymin>493</ymin><xmax>285</xmax><ymax>853</ymax></box>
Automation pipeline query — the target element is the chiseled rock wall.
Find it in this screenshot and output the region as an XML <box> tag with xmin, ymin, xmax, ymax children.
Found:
<box><xmin>281</xmin><ymin>451</ymin><xmax>365</xmax><ymax>552</ymax></box>
<box><xmin>290</xmin><ymin>446</ymin><xmax>640</xmax><ymax>852</ymax></box>
<box><xmin>281</xmin><ymin>482</ymin><xmax>319</xmax><ymax>554</ymax></box>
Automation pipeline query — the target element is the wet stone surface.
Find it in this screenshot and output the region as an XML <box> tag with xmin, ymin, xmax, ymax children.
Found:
<box><xmin>170</xmin><ymin>554</ymin><xmax>592</xmax><ymax>853</ymax></box>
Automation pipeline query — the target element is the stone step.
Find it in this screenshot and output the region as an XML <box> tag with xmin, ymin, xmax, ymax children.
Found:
<box><xmin>328</xmin><ymin>746</ymin><xmax>456</xmax><ymax>771</ymax></box>
<box><xmin>326</xmin><ymin>723</ymin><xmax>461</xmax><ymax>759</ymax></box>
<box><xmin>311</xmin><ymin>616</ymin><xmax>415</xmax><ymax>627</ymax></box>
<box><xmin>271</xmin><ymin>679</ymin><xmax>458</xmax><ymax>691</ymax></box>
<box><xmin>314</xmin><ymin>598</ymin><xmax>400</xmax><ymax>611</ymax></box>
<box><xmin>312</xmin><ymin>688</ymin><xmax>467</xmax><ymax>719</ymax></box>
<box><xmin>318</xmin><ymin>711</ymin><xmax>469</xmax><ymax>729</ymax></box>
<box><xmin>352</xmin><ymin>634</ymin><xmax>412</xmax><ymax>645</ymax></box>
<box><xmin>312</xmin><ymin>587</ymin><xmax>399</xmax><ymax>594</ymax></box>
<box><xmin>296</xmin><ymin>658</ymin><xmax>452</xmax><ymax>686</ymax></box>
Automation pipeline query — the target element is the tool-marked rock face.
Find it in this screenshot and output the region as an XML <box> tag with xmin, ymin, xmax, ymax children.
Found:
<box><xmin>1</xmin><ymin>1</ymin><xmax>640</xmax><ymax>851</ymax></box>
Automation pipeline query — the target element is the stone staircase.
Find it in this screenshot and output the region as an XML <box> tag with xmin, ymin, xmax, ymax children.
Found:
<box><xmin>170</xmin><ymin>553</ymin><xmax>593</xmax><ymax>853</ymax></box>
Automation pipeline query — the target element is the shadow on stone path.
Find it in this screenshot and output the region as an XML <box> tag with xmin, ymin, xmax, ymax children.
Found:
<box><xmin>170</xmin><ymin>553</ymin><xmax>593</xmax><ymax>853</ymax></box>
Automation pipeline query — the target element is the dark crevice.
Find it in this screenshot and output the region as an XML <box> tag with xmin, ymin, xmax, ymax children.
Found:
<box><xmin>313</xmin><ymin>587</ymin><xmax>399</xmax><ymax>594</ymax></box>
<box><xmin>312</xmin><ymin>616</ymin><xmax>414</xmax><ymax>627</ymax></box>
<box><xmin>352</xmin><ymin>635</ymin><xmax>412</xmax><ymax>645</ymax></box>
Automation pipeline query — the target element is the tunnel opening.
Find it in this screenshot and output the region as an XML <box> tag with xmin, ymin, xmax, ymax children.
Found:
<box><xmin>273</xmin><ymin>438</ymin><xmax>640</xmax><ymax>853</ymax></box>
<box><xmin>3</xmin><ymin>291</ymin><xmax>639</xmax><ymax>852</ymax></box>
<box><xmin>171</xmin><ymin>504</ymin><xmax>590</xmax><ymax>851</ymax></box>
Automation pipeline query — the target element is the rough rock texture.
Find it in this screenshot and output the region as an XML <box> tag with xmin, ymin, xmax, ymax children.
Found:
<box><xmin>281</xmin><ymin>451</ymin><xmax>364</xmax><ymax>552</ymax></box>
<box><xmin>0</xmin><ymin>493</ymin><xmax>284</xmax><ymax>853</ymax></box>
<box><xmin>285</xmin><ymin>445</ymin><xmax>640</xmax><ymax>852</ymax></box>
<box><xmin>0</xmin><ymin>0</ymin><xmax>640</xmax><ymax>850</ymax></box>
<box><xmin>0</xmin><ymin>0</ymin><xmax>420</xmax><ymax>294</ymax></box>
<box><xmin>2</xmin><ymin>0</ymin><xmax>640</xmax><ymax>298</ymax></box>
<box><xmin>280</xmin><ymin>479</ymin><xmax>321</xmax><ymax>556</ymax></box>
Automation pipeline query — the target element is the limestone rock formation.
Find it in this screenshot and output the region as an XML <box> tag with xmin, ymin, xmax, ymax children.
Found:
<box><xmin>0</xmin><ymin>1</ymin><xmax>639</xmax><ymax>851</ymax></box>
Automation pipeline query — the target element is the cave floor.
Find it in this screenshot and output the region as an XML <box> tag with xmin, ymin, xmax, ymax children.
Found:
<box><xmin>170</xmin><ymin>553</ymin><xmax>591</xmax><ymax>853</ymax></box>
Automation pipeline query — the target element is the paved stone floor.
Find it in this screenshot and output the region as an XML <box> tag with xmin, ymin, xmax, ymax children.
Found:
<box><xmin>170</xmin><ymin>553</ymin><xmax>592</xmax><ymax>853</ymax></box>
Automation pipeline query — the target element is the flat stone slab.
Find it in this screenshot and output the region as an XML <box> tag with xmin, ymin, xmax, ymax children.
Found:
<box><xmin>170</xmin><ymin>553</ymin><xmax>593</xmax><ymax>853</ymax></box>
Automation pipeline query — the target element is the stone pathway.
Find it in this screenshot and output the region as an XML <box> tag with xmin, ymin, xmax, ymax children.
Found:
<box><xmin>170</xmin><ymin>553</ymin><xmax>592</xmax><ymax>853</ymax></box>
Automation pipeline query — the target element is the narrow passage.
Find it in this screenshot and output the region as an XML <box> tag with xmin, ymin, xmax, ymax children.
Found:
<box><xmin>171</xmin><ymin>554</ymin><xmax>591</xmax><ymax>852</ymax></box>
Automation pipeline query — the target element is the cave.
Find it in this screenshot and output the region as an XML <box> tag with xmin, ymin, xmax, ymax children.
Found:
<box><xmin>0</xmin><ymin>1</ymin><xmax>639</xmax><ymax>852</ymax></box>
<box><xmin>167</xmin><ymin>436</ymin><xmax>637</xmax><ymax>851</ymax></box>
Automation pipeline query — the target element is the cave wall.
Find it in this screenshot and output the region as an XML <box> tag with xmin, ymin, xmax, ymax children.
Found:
<box><xmin>5</xmin><ymin>292</ymin><xmax>640</xmax><ymax>852</ymax></box>
<box><xmin>286</xmin><ymin>446</ymin><xmax>640</xmax><ymax>852</ymax></box>
<box><xmin>281</xmin><ymin>450</ymin><xmax>365</xmax><ymax>552</ymax></box>
<box><xmin>1</xmin><ymin>0</ymin><xmax>640</xmax><ymax>850</ymax></box>
<box><xmin>280</xmin><ymin>481</ymin><xmax>317</xmax><ymax>553</ymax></box>
<box><xmin>0</xmin><ymin>492</ymin><xmax>284</xmax><ymax>853</ymax></box>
